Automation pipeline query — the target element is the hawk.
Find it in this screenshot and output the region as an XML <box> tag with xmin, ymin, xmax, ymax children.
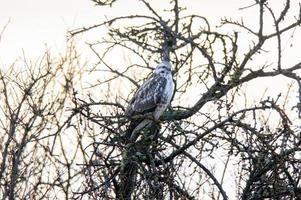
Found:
<box><xmin>125</xmin><ymin>60</ymin><xmax>174</xmax><ymax>140</ymax></box>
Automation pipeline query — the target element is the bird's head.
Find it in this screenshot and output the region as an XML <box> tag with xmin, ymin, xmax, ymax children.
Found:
<box><xmin>154</xmin><ymin>60</ymin><xmax>172</xmax><ymax>75</ymax></box>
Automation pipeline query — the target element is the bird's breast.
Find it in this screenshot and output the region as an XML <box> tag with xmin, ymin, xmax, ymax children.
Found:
<box><xmin>163</xmin><ymin>74</ymin><xmax>174</xmax><ymax>103</ymax></box>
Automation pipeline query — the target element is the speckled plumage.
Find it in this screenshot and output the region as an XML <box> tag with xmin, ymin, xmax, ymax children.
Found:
<box><xmin>125</xmin><ymin>60</ymin><xmax>174</xmax><ymax>119</ymax></box>
<box><xmin>125</xmin><ymin>60</ymin><xmax>174</xmax><ymax>139</ymax></box>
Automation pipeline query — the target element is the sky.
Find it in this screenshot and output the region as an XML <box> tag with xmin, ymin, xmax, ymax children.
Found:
<box><xmin>0</xmin><ymin>0</ymin><xmax>105</xmax><ymax>65</ymax></box>
<box><xmin>1</xmin><ymin>1</ymin><xmax>300</xmax><ymax>112</ymax></box>
<box><xmin>1</xmin><ymin>0</ymin><xmax>300</xmax><ymax>115</ymax></box>
<box><xmin>0</xmin><ymin>0</ymin><xmax>299</xmax><ymax>64</ymax></box>
<box><xmin>0</xmin><ymin>0</ymin><xmax>250</xmax><ymax>66</ymax></box>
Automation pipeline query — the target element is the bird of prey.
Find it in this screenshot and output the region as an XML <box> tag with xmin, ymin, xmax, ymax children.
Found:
<box><xmin>125</xmin><ymin>60</ymin><xmax>174</xmax><ymax>140</ymax></box>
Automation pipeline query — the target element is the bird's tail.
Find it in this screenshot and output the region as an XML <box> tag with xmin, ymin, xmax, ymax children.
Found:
<box><xmin>124</xmin><ymin>119</ymin><xmax>152</xmax><ymax>142</ymax></box>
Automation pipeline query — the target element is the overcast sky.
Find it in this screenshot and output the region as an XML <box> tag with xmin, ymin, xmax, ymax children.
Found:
<box><xmin>0</xmin><ymin>0</ymin><xmax>250</xmax><ymax>65</ymax></box>
<box><xmin>0</xmin><ymin>0</ymin><xmax>300</xmax><ymax>70</ymax></box>
<box><xmin>1</xmin><ymin>0</ymin><xmax>300</xmax><ymax>101</ymax></box>
<box><xmin>0</xmin><ymin>0</ymin><xmax>102</xmax><ymax>65</ymax></box>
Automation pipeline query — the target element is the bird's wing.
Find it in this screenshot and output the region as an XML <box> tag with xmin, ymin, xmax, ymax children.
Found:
<box><xmin>127</xmin><ymin>75</ymin><xmax>167</xmax><ymax>115</ymax></box>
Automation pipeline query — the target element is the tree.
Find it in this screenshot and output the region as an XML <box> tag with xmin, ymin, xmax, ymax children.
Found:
<box><xmin>1</xmin><ymin>0</ymin><xmax>301</xmax><ymax>199</ymax></box>
<box><xmin>69</xmin><ymin>0</ymin><xmax>301</xmax><ymax>199</ymax></box>
<box><xmin>0</xmin><ymin>43</ymin><xmax>87</xmax><ymax>199</ymax></box>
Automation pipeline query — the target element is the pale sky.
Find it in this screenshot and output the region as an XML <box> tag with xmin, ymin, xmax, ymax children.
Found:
<box><xmin>1</xmin><ymin>0</ymin><xmax>300</xmax><ymax>111</ymax></box>
<box><xmin>0</xmin><ymin>0</ymin><xmax>251</xmax><ymax>66</ymax></box>
<box><xmin>1</xmin><ymin>0</ymin><xmax>300</xmax><ymax>108</ymax></box>
<box><xmin>0</xmin><ymin>0</ymin><xmax>299</xmax><ymax>64</ymax></box>
<box><xmin>0</xmin><ymin>0</ymin><xmax>105</xmax><ymax>65</ymax></box>
<box><xmin>0</xmin><ymin>0</ymin><xmax>300</xmax><ymax>106</ymax></box>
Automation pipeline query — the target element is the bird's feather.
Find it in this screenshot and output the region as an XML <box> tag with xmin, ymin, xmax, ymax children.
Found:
<box><xmin>125</xmin><ymin>75</ymin><xmax>167</xmax><ymax>116</ymax></box>
<box><xmin>124</xmin><ymin>61</ymin><xmax>174</xmax><ymax>143</ymax></box>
